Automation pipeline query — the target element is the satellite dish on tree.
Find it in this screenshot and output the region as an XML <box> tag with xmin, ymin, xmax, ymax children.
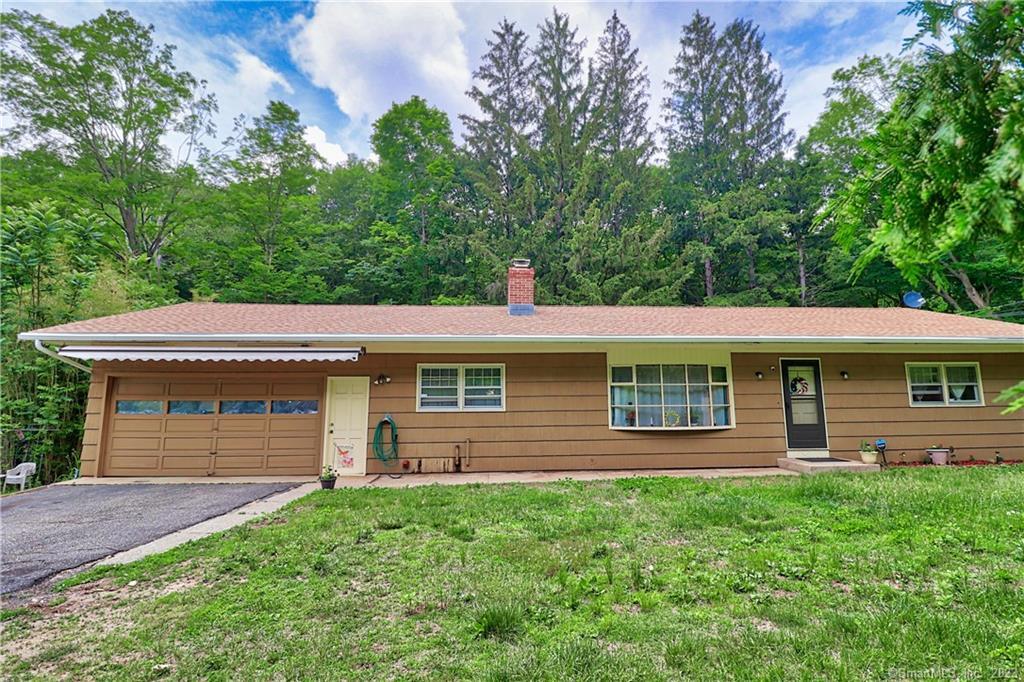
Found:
<box><xmin>902</xmin><ymin>291</ymin><xmax>925</xmax><ymax>309</ymax></box>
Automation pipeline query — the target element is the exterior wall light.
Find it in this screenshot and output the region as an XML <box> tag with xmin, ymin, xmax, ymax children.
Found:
<box><xmin>373</xmin><ymin>374</ymin><xmax>392</xmax><ymax>385</ymax></box>
<box><xmin>840</xmin><ymin>371</ymin><xmax>850</xmax><ymax>380</ymax></box>
<box><xmin>755</xmin><ymin>371</ymin><xmax>764</xmax><ymax>380</ymax></box>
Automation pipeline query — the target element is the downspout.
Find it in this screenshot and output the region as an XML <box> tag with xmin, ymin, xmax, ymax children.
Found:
<box><xmin>33</xmin><ymin>339</ymin><xmax>91</xmax><ymax>373</ymax></box>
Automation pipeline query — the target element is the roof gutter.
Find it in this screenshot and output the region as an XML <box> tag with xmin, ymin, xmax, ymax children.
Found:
<box><xmin>18</xmin><ymin>331</ymin><xmax>1024</xmax><ymax>345</ymax></box>
<box><xmin>32</xmin><ymin>339</ymin><xmax>91</xmax><ymax>373</ymax></box>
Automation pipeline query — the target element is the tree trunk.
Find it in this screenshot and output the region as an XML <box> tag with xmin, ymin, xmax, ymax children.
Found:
<box><xmin>797</xmin><ymin>238</ymin><xmax>807</xmax><ymax>306</ymax></box>
<box><xmin>926</xmin><ymin>278</ymin><xmax>962</xmax><ymax>311</ymax></box>
<box><xmin>117</xmin><ymin>203</ymin><xmax>142</xmax><ymax>257</ymax></box>
<box><xmin>949</xmin><ymin>267</ymin><xmax>987</xmax><ymax>310</ymax></box>
<box><xmin>746</xmin><ymin>246</ymin><xmax>757</xmax><ymax>290</ymax></box>
<box><xmin>703</xmin><ymin>256</ymin><xmax>714</xmax><ymax>299</ymax></box>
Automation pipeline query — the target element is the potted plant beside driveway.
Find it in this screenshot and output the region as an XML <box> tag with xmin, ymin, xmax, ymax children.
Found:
<box><xmin>859</xmin><ymin>440</ymin><xmax>879</xmax><ymax>464</ymax></box>
<box><xmin>926</xmin><ymin>445</ymin><xmax>952</xmax><ymax>465</ymax></box>
<box><xmin>320</xmin><ymin>466</ymin><xmax>338</xmax><ymax>490</ymax></box>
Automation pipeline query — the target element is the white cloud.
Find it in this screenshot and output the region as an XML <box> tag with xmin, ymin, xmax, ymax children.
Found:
<box><xmin>288</xmin><ymin>1</ymin><xmax>471</xmax><ymax>145</ymax></box>
<box><xmin>780</xmin><ymin>14</ymin><xmax>917</xmax><ymax>140</ymax></box>
<box><xmin>165</xmin><ymin>33</ymin><xmax>295</xmax><ymax>136</ymax></box>
<box><xmin>14</xmin><ymin>0</ymin><xmax>927</xmax><ymax>158</ymax></box>
<box><xmin>303</xmin><ymin>125</ymin><xmax>348</xmax><ymax>166</ymax></box>
<box><xmin>232</xmin><ymin>49</ymin><xmax>293</xmax><ymax>97</ymax></box>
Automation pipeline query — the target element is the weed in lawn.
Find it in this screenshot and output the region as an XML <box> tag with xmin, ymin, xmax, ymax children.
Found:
<box><xmin>664</xmin><ymin>635</ymin><xmax>706</xmax><ymax>672</ymax></box>
<box><xmin>376</xmin><ymin>514</ymin><xmax>405</xmax><ymax>530</ymax></box>
<box><xmin>34</xmin><ymin>641</ymin><xmax>76</xmax><ymax>663</ymax></box>
<box><xmin>446</xmin><ymin>523</ymin><xmax>476</xmax><ymax>542</ymax></box>
<box><xmin>1</xmin><ymin>607</ymin><xmax>31</xmax><ymax>622</ymax></box>
<box><xmin>474</xmin><ymin>601</ymin><xmax>526</xmax><ymax>640</ymax></box>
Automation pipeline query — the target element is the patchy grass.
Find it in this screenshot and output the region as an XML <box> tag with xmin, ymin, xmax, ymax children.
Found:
<box><xmin>2</xmin><ymin>467</ymin><xmax>1023</xmax><ymax>680</ymax></box>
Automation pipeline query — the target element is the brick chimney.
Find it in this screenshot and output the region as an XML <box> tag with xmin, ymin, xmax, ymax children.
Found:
<box><xmin>507</xmin><ymin>258</ymin><xmax>535</xmax><ymax>316</ymax></box>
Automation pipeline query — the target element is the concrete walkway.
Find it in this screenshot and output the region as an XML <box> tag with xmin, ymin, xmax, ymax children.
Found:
<box><xmin>349</xmin><ymin>466</ymin><xmax>796</xmax><ymax>488</ymax></box>
<box><xmin>776</xmin><ymin>458</ymin><xmax>880</xmax><ymax>475</ymax></box>
<box><xmin>64</xmin><ymin>466</ymin><xmax>794</xmax><ymax>490</ymax></box>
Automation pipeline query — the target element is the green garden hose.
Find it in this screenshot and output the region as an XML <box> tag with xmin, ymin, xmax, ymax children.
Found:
<box><xmin>373</xmin><ymin>415</ymin><xmax>399</xmax><ymax>466</ymax></box>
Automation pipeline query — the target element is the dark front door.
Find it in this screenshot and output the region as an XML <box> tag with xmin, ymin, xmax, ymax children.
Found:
<box><xmin>781</xmin><ymin>359</ymin><xmax>828</xmax><ymax>450</ymax></box>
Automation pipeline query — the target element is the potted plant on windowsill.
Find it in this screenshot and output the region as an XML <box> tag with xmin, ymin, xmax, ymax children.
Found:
<box><xmin>926</xmin><ymin>444</ymin><xmax>951</xmax><ymax>465</ymax></box>
<box><xmin>319</xmin><ymin>466</ymin><xmax>338</xmax><ymax>490</ymax></box>
<box><xmin>859</xmin><ymin>440</ymin><xmax>879</xmax><ymax>464</ymax></box>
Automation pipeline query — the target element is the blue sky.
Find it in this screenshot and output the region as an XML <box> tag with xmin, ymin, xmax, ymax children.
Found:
<box><xmin>13</xmin><ymin>1</ymin><xmax>917</xmax><ymax>162</ymax></box>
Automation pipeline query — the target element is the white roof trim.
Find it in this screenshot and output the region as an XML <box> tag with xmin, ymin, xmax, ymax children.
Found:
<box><xmin>20</xmin><ymin>332</ymin><xmax>1024</xmax><ymax>345</ymax></box>
<box><xmin>57</xmin><ymin>346</ymin><xmax>363</xmax><ymax>363</ymax></box>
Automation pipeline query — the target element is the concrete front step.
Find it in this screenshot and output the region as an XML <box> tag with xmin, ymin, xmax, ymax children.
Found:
<box><xmin>777</xmin><ymin>458</ymin><xmax>880</xmax><ymax>475</ymax></box>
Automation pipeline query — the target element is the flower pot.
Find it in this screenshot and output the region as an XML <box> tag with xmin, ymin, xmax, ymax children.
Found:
<box><xmin>320</xmin><ymin>478</ymin><xmax>337</xmax><ymax>490</ymax></box>
<box><xmin>927</xmin><ymin>448</ymin><xmax>950</xmax><ymax>465</ymax></box>
<box><xmin>860</xmin><ymin>450</ymin><xmax>878</xmax><ymax>464</ymax></box>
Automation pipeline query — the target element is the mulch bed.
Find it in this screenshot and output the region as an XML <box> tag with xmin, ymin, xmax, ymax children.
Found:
<box><xmin>887</xmin><ymin>459</ymin><xmax>1022</xmax><ymax>468</ymax></box>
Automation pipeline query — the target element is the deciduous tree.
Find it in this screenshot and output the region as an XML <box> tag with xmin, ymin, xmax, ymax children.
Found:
<box><xmin>1</xmin><ymin>9</ymin><xmax>216</xmax><ymax>261</ymax></box>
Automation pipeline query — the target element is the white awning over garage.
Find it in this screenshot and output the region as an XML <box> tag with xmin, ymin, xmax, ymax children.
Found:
<box><xmin>57</xmin><ymin>346</ymin><xmax>364</xmax><ymax>362</ymax></box>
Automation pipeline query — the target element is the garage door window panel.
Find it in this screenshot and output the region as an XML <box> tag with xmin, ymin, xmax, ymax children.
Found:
<box><xmin>168</xmin><ymin>400</ymin><xmax>216</xmax><ymax>415</ymax></box>
<box><xmin>116</xmin><ymin>400</ymin><xmax>163</xmax><ymax>415</ymax></box>
<box><xmin>271</xmin><ymin>400</ymin><xmax>319</xmax><ymax>414</ymax></box>
<box><xmin>220</xmin><ymin>400</ymin><xmax>268</xmax><ymax>415</ymax></box>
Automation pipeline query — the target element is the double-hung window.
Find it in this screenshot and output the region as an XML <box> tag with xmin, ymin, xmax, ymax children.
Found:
<box><xmin>610</xmin><ymin>363</ymin><xmax>732</xmax><ymax>429</ymax></box>
<box><xmin>906</xmin><ymin>363</ymin><xmax>983</xmax><ymax>406</ymax></box>
<box><xmin>418</xmin><ymin>364</ymin><xmax>505</xmax><ymax>411</ymax></box>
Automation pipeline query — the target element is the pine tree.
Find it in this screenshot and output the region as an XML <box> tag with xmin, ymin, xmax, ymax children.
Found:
<box><xmin>662</xmin><ymin>12</ymin><xmax>728</xmax><ymax>164</ymax></box>
<box><xmin>531</xmin><ymin>9</ymin><xmax>592</xmax><ymax>241</ymax></box>
<box><xmin>460</xmin><ymin>19</ymin><xmax>536</xmax><ymax>240</ymax></box>
<box><xmin>590</xmin><ymin>11</ymin><xmax>654</xmax><ymax>234</ymax></box>
<box><xmin>662</xmin><ymin>12</ymin><xmax>792</xmax><ymax>300</ymax></box>
<box><xmin>662</xmin><ymin>11</ymin><xmax>730</xmax><ymax>299</ymax></box>
<box><xmin>719</xmin><ymin>19</ymin><xmax>792</xmax><ymax>182</ymax></box>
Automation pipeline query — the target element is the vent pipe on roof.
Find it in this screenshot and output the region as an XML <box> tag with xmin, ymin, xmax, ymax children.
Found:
<box><xmin>508</xmin><ymin>258</ymin><xmax>535</xmax><ymax>316</ymax></box>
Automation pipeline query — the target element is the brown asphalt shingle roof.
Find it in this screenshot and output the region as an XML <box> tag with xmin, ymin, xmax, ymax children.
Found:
<box><xmin>20</xmin><ymin>303</ymin><xmax>1024</xmax><ymax>341</ymax></box>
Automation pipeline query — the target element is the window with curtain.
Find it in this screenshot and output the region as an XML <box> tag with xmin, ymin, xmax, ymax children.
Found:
<box><xmin>609</xmin><ymin>364</ymin><xmax>732</xmax><ymax>429</ymax></box>
<box><xmin>907</xmin><ymin>363</ymin><xmax>982</xmax><ymax>406</ymax></box>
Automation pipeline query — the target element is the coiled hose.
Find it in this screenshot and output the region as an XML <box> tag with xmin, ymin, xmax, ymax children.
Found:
<box><xmin>373</xmin><ymin>415</ymin><xmax>399</xmax><ymax>466</ymax></box>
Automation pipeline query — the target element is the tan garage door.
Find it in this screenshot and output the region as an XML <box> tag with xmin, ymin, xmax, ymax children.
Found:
<box><xmin>104</xmin><ymin>376</ymin><xmax>324</xmax><ymax>476</ymax></box>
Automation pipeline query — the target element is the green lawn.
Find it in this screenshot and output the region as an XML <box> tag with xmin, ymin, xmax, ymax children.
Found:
<box><xmin>3</xmin><ymin>467</ymin><xmax>1024</xmax><ymax>680</ymax></box>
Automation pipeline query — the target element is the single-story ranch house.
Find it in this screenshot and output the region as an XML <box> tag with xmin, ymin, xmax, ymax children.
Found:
<box><xmin>19</xmin><ymin>262</ymin><xmax>1024</xmax><ymax>478</ymax></box>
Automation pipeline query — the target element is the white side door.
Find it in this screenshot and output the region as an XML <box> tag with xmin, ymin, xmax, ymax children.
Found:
<box><xmin>323</xmin><ymin>377</ymin><xmax>370</xmax><ymax>476</ymax></box>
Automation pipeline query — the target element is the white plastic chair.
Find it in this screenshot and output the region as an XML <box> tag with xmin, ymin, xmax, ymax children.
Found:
<box><xmin>1</xmin><ymin>462</ymin><xmax>37</xmax><ymax>492</ymax></box>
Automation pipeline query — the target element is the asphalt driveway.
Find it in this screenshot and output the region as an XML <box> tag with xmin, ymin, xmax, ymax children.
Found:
<box><xmin>0</xmin><ymin>482</ymin><xmax>297</xmax><ymax>594</ymax></box>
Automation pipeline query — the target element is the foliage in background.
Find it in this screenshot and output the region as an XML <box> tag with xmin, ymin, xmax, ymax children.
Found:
<box><xmin>0</xmin><ymin>204</ymin><xmax>176</xmax><ymax>481</ymax></box>
<box><xmin>0</xmin><ymin>9</ymin><xmax>216</xmax><ymax>262</ymax></box>
<box><xmin>828</xmin><ymin>0</ymin><xmax>1024</xmax><ymax>313</ymax></box>
<box><xmin>1</xmin><ymin>1</ymin><xmax>1020</xmax><ymax>482</ymax></box>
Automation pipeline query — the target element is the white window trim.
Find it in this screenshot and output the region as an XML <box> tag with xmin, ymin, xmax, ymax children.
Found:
<box><xmin>416</xmin><ymin>363</ymin><xmax>506</xmax><ymax>412</ymax></box>
<box><xmin>607</xmin><ymin>362</ymin><xmax>736</xmax><ymax>431</ymax></box>
<box><xmin>905</xmin><ymin>361</ymin><xmax>984</xmax><ymax>407</ymax></box>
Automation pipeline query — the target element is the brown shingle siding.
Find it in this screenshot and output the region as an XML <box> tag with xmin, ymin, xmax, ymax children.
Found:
<box><xmin>84</xmin><ymin>350</ymin><xmax>1023</xmax><ymax>477</ymax></box>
